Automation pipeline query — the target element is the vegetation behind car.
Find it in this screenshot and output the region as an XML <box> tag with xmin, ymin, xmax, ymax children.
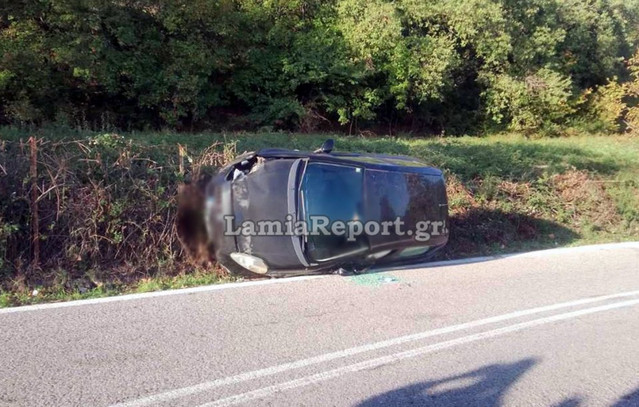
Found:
<box><xmin>0</xmin><ymin>129</ymin><xmax>638</xmax><ymax>306</ymax></box>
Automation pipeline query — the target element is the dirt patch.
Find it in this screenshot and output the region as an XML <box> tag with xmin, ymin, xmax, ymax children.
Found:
<box><xmin>446</xmin><ymin>174</ymin><xmax>478</xmax><ymax>215</ymax></box>
<box><xmin>443</xmin><ymin>175</ymin><xmax>544</xmax><ymax>256</ymax></box>
<box><xmin>550</xmin><ymin>170</ymin><xmax>622</xmax><ymax>229</ymax></box>
<box><xmin>440</xmin><ymin>169</ymin><xmax>623</xmax><ymax>259</ymax></box>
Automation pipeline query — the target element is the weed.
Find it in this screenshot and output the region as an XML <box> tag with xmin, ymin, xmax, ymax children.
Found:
<box><xmin>0</xmin><ymin>291</ymin><xmax>10</xmax><ymax>307</ymax></box>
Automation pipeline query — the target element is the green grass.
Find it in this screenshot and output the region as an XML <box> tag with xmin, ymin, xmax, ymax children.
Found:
<box><xmin>1</xmin><ymin>126</ymin><xmax>638</xmax><ymax>307</ymax></box>
<box><xmin>0</xmin><ymin>291</ymin><xmax>10</xmax><ymax>308</ymax></box>
<box><xmin>135</xmin><ymin>270</ymin><xmax>235</xmax><ymax>293</ymax></box>
<box><xmin>11</xmin><ymin>126</ymin><xmax>639</xmax><ymax>176</ymax></box>
<box><xmin>8</xmin><ymin>125</ymin><xmax>639</xmax><ymax>176</ymax></box>
<box><xmin>0</xmin><ymin>269</ymin><xmax>235</xmax><ymax>308</ymax></box>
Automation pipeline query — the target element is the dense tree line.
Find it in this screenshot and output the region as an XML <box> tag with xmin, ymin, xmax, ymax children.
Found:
<box><xmin>1</xmin><ymin>0</ymin><xmax>639</xmax><ymax>134</ymax></box>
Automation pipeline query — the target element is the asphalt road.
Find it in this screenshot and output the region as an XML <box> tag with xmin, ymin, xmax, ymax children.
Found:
<box><xmin>1</xmin><ymin>242</ymin><xmax>639</xmax><ymax>407</ymax></box>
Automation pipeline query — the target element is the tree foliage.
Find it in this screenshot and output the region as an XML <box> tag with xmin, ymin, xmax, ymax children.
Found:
<box><xmin>1</xmin><ymin>0</ymin><xmax>638</xmax><ymax>133</ymax></box>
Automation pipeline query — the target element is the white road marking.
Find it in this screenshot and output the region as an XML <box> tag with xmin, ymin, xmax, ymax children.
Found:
<box><xmin>108</xmin><ymin>289</ymin><xmax>639</xmax><ymax>407</ymax></box>
<box><xmin>507</xmin><ymin>241</ymin><xmax>639</xmax><ymax>258</ymax></box>
<box><xmin>200</xmin><ymin>297</ymin><xmax>639</xmax><ymax>407</ymax></box>
<box><xmin>0</xmin><ymin>275</ymin><xmax>325</xmax><ymax>315</ymax></box>
<box><xmin>2</xmin><ymin>242</ymin><xmax>637</xmax><ymax>314</ymax></box>
<box><xmin>382</xmin><ymin>241</ymin><xmax>639</xmax><ymax>271</ymax></box>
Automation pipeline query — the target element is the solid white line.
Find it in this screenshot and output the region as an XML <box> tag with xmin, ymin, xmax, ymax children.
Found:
<box><xmin>372</xmin><ymin>256</ymin><xmax>496</xmax><ymax>271</ymax></box>
<box><xmin>0</xmin><ymin>275</ymin><xmax>325</xmax><ymax>315</ymax></box>
<box><xmin>108</xmin><ymin>289</ymin><xmax>639</xmax><ymax>407</ymax></box>
<box><xmin>200</xmin><ymin>297</ymin><xmax>639</xmax><ymax>407</ymax></box>
<box><xmin>506</xmin><ymin>241</ymin><xmax>639</xmax><ymax>259</ymax></box>
<box><xmin>2</xmin><ymin>242</ymin><xmax>637</xmax><ymax>314</ymax></box>
<box><xmin>385</xmin><ymin>241</ymin><xmax>639</xmax><ymax>271</ymax></box>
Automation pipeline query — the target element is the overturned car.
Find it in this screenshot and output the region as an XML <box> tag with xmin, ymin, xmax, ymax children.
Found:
<box><xmin>204</xmin><ymin>140</ymin><xmax>449</xmax><ymax>277</ymax></box>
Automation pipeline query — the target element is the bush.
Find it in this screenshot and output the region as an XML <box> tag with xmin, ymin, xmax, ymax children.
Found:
<box><xmin>482</xmin><ymin>69</ymin><xmax>575</xmax><ymax>135</ymax></box>
<box><xmin>0</xmin><ymin>134</ymin><xmax>227</xmax><ymax>290</ymax></box>
<box><xmin>1</xmin><ymin>0</ymin><xmax>639</xmax><ymax>133</ymax></box>
<box><xmin>625</xmin><ymin>51</ymin><xmax>639</xmax><ymax>134</ymax></box>
<box><xmin>582</xmin><ymin>80</ymin><xmax>627</xmax><ymax>133</ymax></box>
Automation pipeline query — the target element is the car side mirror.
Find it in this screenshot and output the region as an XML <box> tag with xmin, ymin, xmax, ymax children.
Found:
<box><xmin>314</xmin><ymin>139</ymin><xmax>334</xmax><ymax>154</ymax></box>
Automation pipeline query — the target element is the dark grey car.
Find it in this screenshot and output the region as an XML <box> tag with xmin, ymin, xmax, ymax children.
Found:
<box><xmin>205</xmin><ymin>140</ymin><xmax>449</xmax><ymax>277</ymax></box>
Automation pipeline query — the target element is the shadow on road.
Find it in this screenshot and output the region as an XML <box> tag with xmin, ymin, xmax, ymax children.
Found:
<box><xmin>612</xmin><ymin>387</ymin><xmax>639</xmax><ymax>407</ymax></box>
<box><xmin>355</xmin><ymin>359</ymin><xmax>639</xmax><ymax>407</ymax></box>
<box><xmin>553</xmin><ymin>398</ymin><xmax>582</xmax><ymax>407</ymax></box>
<box><xmin>356</xmin><ymin>358</ymin><xmax>536</xmax><ymax>407</ymax></box>
<box><xmin>546</xmin><ymin>385</ymin><xmax>639</xmax><ymax>407</ymax></box>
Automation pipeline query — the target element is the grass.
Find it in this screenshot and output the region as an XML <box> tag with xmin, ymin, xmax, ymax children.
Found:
<box><xmin>0</xmin><ymin>269</ymin><xmax>235</xmax><ymax>307</ymax></box>
<box><xmin>1</xmin><ymin>126</ymin><xmax>638</xmax><ymax>307</ymax></box>
<box><xmin>134</xmin><ymin>269</ymin><xmax>235</xmax><ymax>293</ymax></box>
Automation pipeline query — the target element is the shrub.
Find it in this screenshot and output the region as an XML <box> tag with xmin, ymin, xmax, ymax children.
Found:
<box><xmin>1</xmin><ymin>0</ymin><xmax>639</xmax><ymax>133</ymax></box>
<box><xmin>0</xmin><ymin>135</ymin><xmax>227</xmax><ymax>290</ymax></box>
<box><xmin>578</xmin><ymin>80</ymin><xmax>627</xmax><ymax>133</ymax></box>
<box><xmin>482</xmin><ymin>69</ymin><xmax>575</xmax><ymax>135</ymax></box>
<box><xmin>625</xmin><ymin>51</ymin><xmax>639</xmax><ymax>134</ymax></box>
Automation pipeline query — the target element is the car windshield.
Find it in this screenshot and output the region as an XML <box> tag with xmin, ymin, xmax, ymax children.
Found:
<box><xmin>300</xmin><ymin>162</ymin><xmax>367</xmax><ymax>261</ymax></box>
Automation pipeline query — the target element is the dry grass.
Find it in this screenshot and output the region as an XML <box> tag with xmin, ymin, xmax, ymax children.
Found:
<box><xmin>440</xmin><ymin>167</ymin><xmax>634</xmax><ymax>258</ymax></box>
<box><xmin>0</xmin><ymin>134</ymin><xmax>235</xmax><ymax>303</ymax></box>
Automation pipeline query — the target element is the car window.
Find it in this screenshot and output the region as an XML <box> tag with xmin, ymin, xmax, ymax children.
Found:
<box><xmin>300</xmin><ymin>162</ymin><xmax>367</xmax><ymax>261</ymax></box>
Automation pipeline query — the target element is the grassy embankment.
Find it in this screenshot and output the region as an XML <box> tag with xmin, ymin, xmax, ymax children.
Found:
<box><xmin>1</xmin><ymin>127</ymin><xmax>638</xmax><ymax>307</ymax></box>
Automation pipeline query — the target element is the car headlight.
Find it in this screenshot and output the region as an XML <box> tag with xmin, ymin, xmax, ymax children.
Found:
<box><xmin>230</xmin><ymin>252</ymin><xmax>269</xmax><ymax>274</ymax></box>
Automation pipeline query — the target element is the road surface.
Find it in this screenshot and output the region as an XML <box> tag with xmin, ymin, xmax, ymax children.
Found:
<box><xmin>1</xmin><ymin>242</ymin><xmax>639</xmax><ymax>407</ymax></box>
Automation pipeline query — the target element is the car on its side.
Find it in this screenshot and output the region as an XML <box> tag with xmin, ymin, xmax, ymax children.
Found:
<box><xmin>205</xmin><ymin>139</ymin><xmax>449</xmax><ymax>277</ymax></box>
